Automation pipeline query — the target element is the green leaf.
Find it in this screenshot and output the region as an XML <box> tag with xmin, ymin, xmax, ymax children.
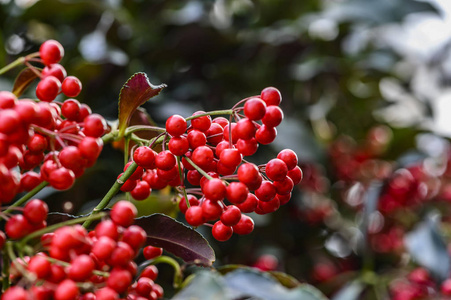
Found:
<box><xmin>223</xmin><ymin>268</ymin><xmax>328</xmax><ymax>300</ymax></box>
<box><xmin>12</xmin><ymin>67</ymin><xmax>40</xmax><ymax>97</ymax></box>
<box><xmin>134</xmin><ymin>214</ymin><xmax>215</xmax><ymax>266</ymax></box>
<box><xmin>172</xmin><ymin>271</ymin><xmax>228</xmax><ymax>300</ymax></box>
<box><xmin>117</xmin><ymin>72</ymin><xmax>166</xmax><ymax>138</ymax></box>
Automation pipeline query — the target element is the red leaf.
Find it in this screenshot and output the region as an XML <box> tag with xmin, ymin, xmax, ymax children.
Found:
<box><xmin>118</xmin><ymin>72</ymin><xmax>166</xmax><ymax>137</ymax></box>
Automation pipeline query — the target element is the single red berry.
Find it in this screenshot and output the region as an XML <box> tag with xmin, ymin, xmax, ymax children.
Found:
<box><xmin>134</xmin><ymin>146</ymin><xmax>157</xmax><ymax>169</ymax></box>
<box><xmin>276</xmin><ymin>193</ymin><xmax>291</xmax><ymax>205</ymax></box>
<box><xmin>273</xmin><ymin>176</ymin><xmax>294</xmax><ymax>195</ymax></box>
<box><xmin>191</xmin><ymin>111</ymin><xmax>212</xmax><ymax>132</ymax></box>
<box><xmin>141</xmin><ymin>265</ymin><xmax>158</xmax><ymax>281</ymax></box>
<box><xmin>36</xmin><ymin>76</ymin><xmax>61</xmax><ymax>102</ymax></box>
<box><xmin>223</xmin><ymin>122</ymin><xmax>239</xmax><ymax>144</ymax></box>
<box><xmin>61</xmin><ymin>98</ymin><xmax>81</xmax><ymax>120</ymax></box>
<box><xmin>107</xmin><ymin>268</ymin><xmax>133</xmax><ymax>294</ymax></box>
<box><xmin>59</xmin><ymin>146</ymin><xmax>85</xmax><ymax>172</ymax></box>
<box><xmin>212</xmin><ymin>220</ymin><xmax>233</xmax><ymax>241</ymax></box>
<box><xmin>156</xmin><ymin>165</ymin><xmax>179</xmax><ymax>182</ymax></box>
<box><xmin>187</xmin><ymin>129</ymin><xmax>207</xmax><ymax>149</ymax></box>
<box><xmin>68</xmin><ymin>254</ymin><xmax>95</xmax><ymax>281</ymax></box>
<box><xmin>202</xmin><ymin>178</ymin><xmax>227</xmax><ymax>201</ymax></box>
<box><xmin>257</xmin><ymin>196</ymin><xmax>280</xmax><ymax>214</ymax></box>
<box><xmin>441</xmin><ymin>278</ymin><xmax>451</xmax><ymax>296</ymax></box>
<box><xmin>219</xmin><ymin>148</ymin><xmax>242</xmax><ymax>169</ymax></box>
<box><xmin>236</xmin><ymin>138</ymin><xmax>259</xmax><ymax>156</ymax></box>
<box><xmin>0</xmin><ymin>109</ymin><xmax>21</xmax><ymax>134</ymax></box>
<box><xmin>95</xmin><ymin>219</ymin><xmax>120</xmax><ymax>241</ymax></box>
<box><xmin>220</xmin><ymin>205</ymin><xmax>242</xmax><ymax>226</ymax></box>
<box><xmin>23</xmin><ymin>199</ymin><xmax>48</xmax><ymax>225</ymax></box>
<box><xmin>0</xmin><ymin>91</ymin><xmax>17</xmax><ymax>109</ymax></box>
<box><xmin>262</xmin><ymin>106</ymin><xmax>283</xmax><ymax>127</ymax></box>
<box><xmin>108</xmin><ymin>241</ymin><xmax>135</xmax><ymax>267</ymax></box>
<box><xmin>61</xmin><ymin>76</ymin><xmax>82</xmax><ymax>97</ymax></box>
<box><xmin>54</xmin><ymin>279</ymin><xmax>79</xmax><ymax>300</ymax></box>
<box><xmin>94</xmin><ymin>288</ymin><xmax>118</xmax><ymax>300</ymax></box>
<box><xmin>82</xmin><ymin>113</ymin><xmax>107</xmax><ymax>137</ymax></box>
<box><xmin>201</xmin><ymin>199</ymin><xmax>223</xmax><ymax>221</ymax></box>
<box><xmin>168</xmin><ymin>136</ymin><xmax>189</xmax><ymax>156</ymax></box>
<box><xmin>78</xmin><ymin>137</ymin><xmax>103</xmax><ymax>164</ymax></box>
<box><xmin>28</xmin><ymin>253</ymin><xmax>51</xmax><ymax>279</ymax></box>
<box><xmin>226</xmin><ymin>182</ymin><xmax>249</xmax><ymax>204</ymax></box>
<box><xmin>237</xmin><ymin>163</ymin><xmax>262</xmax><ymax>191</ymax></box>
<box><xmin>77</xmin><ymin>103</ymin><xmax>92</xmax><ymax>122</ymax></box>
<box><xmin>266</xmin><ymin>158</ymin><xmax>288</xmax><ymax>181</ymax></box>
<box><xmin>185</xmin><ymin>206</ymin><xmax>205</xmax><ymax>226</ymax></box>
<box><xmin>111</xmin><ymin>200</ymin><xmax>137</xmax><ymax>227</ymax></box>
<box><xmin>232</xmin><ymin>214</ymin><xmax>254</xmax><ymax>235</ymax></box>
<box><xmin>255</xmin><ymin>180</ymin><xmax>277</xmax><ymax>202</ymax></box>
<box><xmin>155</xmin><ymin>150</ymin><xmax>176</xmax><ymax>171</ymax></box>
<box><xmin>255</xmin><ymin>125</ymin><xmax>277</xmax><ymax>145</ymax></box>
<box><xmin>136</xmin><ymin>277</ymin><xmax>154</xmax><ymax>297</ymax></box>
<box><xmin>206</xmin><ymin>123</ymin><xmax>224</xmax><ymax>145</ymax></box>
<box><xmin>260</xmin><ymin>87</ymin><xmax>282</xmax><ymax>106</ymax></box>
<box><xmin>14</xmin><ymin>99</ymin><xmax>38</xmax><ymax>124</ymax></box>
<box><xmin>1</xmin><ymin>287</ymin><xmax>29</xmax><ymax>300</ymax></box>
<box><xmin>92</xmin><ymin>236</ymin><xmax>117</xmax><ymax>261</ymax></box>
<box><xmin>166</xmin><ymin>114</ymin><xmax>187</xmax><ymax>137</ymax></box>
<box><xmin>287</xmin><ymin>165</ymin><xmax>303</xmax><ymax>185</ymax></box>
<box><xmin>131</xmin><ymin>180</ymin><xmax>151</xmax><ymax>200</ymax></box>
<box><xmin>48</xmin><ymin>167</ymin><xmax>75</xmax><ymax>190</ymax></box>
<box><xmin>124</xmin><ymin>161</ymin><xmax>144</xmax><ymax>181</ymax></box>
<box><xmin>236</xmin><ymin>193</ymin><xmax>259</xmax><ymax>213</ymax></box>
<box><xmin>186</xmin><ymin>169</ymin><xmax>202</xmax><ymax>186</ymax></box>
<box><xmin>143</xmin><ymin>245</ymin><xmax>163</xmax><ymax>260</ymax></box>
<box><xmin>191</xmin><ymin>145</ymin><xmax>214</xmax><ymax>170</ymax></box>
<box><xmin>277</xmin><ymin>149</ymin><xmax>298</xmax><ymax>170</ymax></box>
<box><xmin>118</xmin><ymin>173</ymin><xmax>138</xmax><ymax>192</ymax></box>
<box><xmin>40</xmin><ymin>40</ymin><xmax>64</xmax><ymax>65</ymax></box>
<box><xmin>122</xmin><ymin>225</ymin><xmax>147</xmax><ymax>251</ymax></box>
<box><xmin>235</xmin><ymin>118</ymin><xmax>257</xmax><ymax>140</ymax></box>
<box><xmin>27</xmin><ymin>133</ymin><xmax>48</xmax><ymax>153</ymax></box>
<box><xmin>42</xmin><ymin>63</ymin><xmax>67</xmax><ymax>82</ymax></box>
<box><xmin>244</xmin><ymin>97</ymin><xmax>266</xmax><ymax>120</ymax></box>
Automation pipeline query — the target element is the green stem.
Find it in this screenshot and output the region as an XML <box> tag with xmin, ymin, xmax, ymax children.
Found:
<box><xmin>177</xmin><ymin>157</ymin><xmax>190</xmax><ymax>209</ymax></box>
<box><xmin>82</xmin><ymin>162</ymin><xmax>139</xmax><ymax>228</ymax></box>
<box><xmin>144</xmin><ymin>256</ymin><xmax>183</xmax><ymax>288</ymax></box>
<box><xmin>20</xmin><ymin>212</ymin><xmax>107</xmax><ymax>246</ymax></box>
<box><xmin>0</xmin><ymin>57</ymin><xmax>25</xmax><ymax>75</ymax></box>
<box><xmin>185</xmin><ymin>109</ymin><xmax>234</xmax><ymax>121</ymax></box>
<box><xmin>2</xmin><ymin>243</ymin><xmax>10</xmax><ymax>291</ymax></box>
<box><xmin>2</xmin><ymin>181</ymin><xmax>48</xmax><ymax>218</ymax></box>
<box><xmin>102</xmin><ymin>130</ymin><xmax>118</xmax><ymax>144</ymax></box>
<box><xmin>125</xmin><ymin>125</ymin><xmax>166</xmax><ymax>135</ymax></box>
<box><xmin>184</xmin><ymin>157</ymin><xmax>213</xmax><ymax>180</ymax></box>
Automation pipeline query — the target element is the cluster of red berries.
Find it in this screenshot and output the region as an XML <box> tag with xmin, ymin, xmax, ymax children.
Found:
<box><xmin>2</xmin><ymin>200</ymin><xmax>165</xmax><ymax>300</ymax></box>
<box><xmin>0</xmin><ymin>40</ymin><xmax>107</xmax><ymax>203</ymax></box>
<box><xmin>127</xmin><ymin>87</ymin><xmax>302</xmax><ymax>241</ymax></box>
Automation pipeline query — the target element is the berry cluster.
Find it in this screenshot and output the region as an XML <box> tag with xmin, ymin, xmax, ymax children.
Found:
<box><xmin>129</xmin><ymin>88</ymin><xmax>302</xmax><ymax>241</ymax></box>
<box><xmin>2</xmin><ymin>200</ymin><xmax>165</xmax><ymax>300</ymax></box>
<box><xmin>0</xmin><ymin>40</ymin><xmax>107</xmax><ymax>204</ymax></box>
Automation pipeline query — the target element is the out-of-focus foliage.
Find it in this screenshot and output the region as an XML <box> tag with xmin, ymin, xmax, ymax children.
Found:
<box><xmin>3</xmin><ymin>0</ymin><xmax>451</xmax><ymax>299</ymax></box>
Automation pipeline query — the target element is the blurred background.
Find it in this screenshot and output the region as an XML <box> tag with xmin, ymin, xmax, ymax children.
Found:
<box><xmin>2</xmin><ymin>0</ymin><xmax>451</xmax><ymax>298</ymax></box>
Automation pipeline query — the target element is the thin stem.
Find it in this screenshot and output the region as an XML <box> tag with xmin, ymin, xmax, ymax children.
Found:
<box><xmin>2</xmin><ymin>181</ymin><xmax>49</xmax><ymax>217</ymax></box>
<box><xmin>102</xmin><ymin>130</ymin><xmax>118</xmax><ymax>144</ymax></box>
<box><xmin>184</xmin><ymin>157</ymin><xmax>213</xmax><ymax>180</ymax></box>
<box><xmin>0</xmin><ymin>57</ymin><xmax>25</xmax><ymax>75</ymax></box>
<box><xmin>124</xmin><ymin>137</ymin><xmax>130</xmax><ymax>166</ymax></box>
<box><xmin>2</xmin><ymin>244</ymin><xmax>10</xmax><ymax>291</ymax></box>
<box><xmin>185</xmin><ymin>109</ymin><xmax>234</xmax><ymax>121</ymax></box>
<box><xmin>82</xmin><ymin>162</ymin><xmax>139</xmax><ymax>228</ymax></box>
<box><xmin>125</xmin><ymin>125</ymin><xmax>166</xmax><ymax>136</ymax></box>
<box><xmin>20</xmin><ymin>212</ymin><xmax>107</xmax><ymax>246</ymax></box>
<box><xmin>177</xmin><ymin>157</ymin><xmax>190</xmax><ymax>209</ymax></box>
<box><xmin>142</xmin><ymin>256</ymin><xmax>183</xmax><ymax>288</ymax></box>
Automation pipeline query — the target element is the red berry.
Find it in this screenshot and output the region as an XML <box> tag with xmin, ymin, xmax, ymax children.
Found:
<box><xmin>236</xmin><ymin>193</ymin><xmax>259</xmax><ymax>213</ymax></box>
<box><xmin>141</xmin><ymin>265</ymin><xmax>159</xmax><ymax>281</ymax></box>
<box><xmin>191</xmin><ymin>145</ymin><xmax>214</xmax><ymax>170</ymax></box>
<box><xmin>179</xmin><ymin>194</ymin><xmax>199</xmax><ymax>214</ymax></box>
<box><xmin>265</xmin><ymin>158</ymin><xmax>288</xmax><ymax>181</ymax></box>
<box><xmin>61</xmin><ymin>98</ymin><xmax>80</xmax><ymax>120</ymax></box>
<box><xmin>1</xmin><ymin>287</ymin><xmax>29</xmax><ymax>300</ymax></box>
<box><xmin>257</xmin><ymin>196</ymin><xmax>280</xmax><ymax>214</ymax></box>
<box><xmin>28</xmin><ymin>253</ymin><xmax>51</xmax><ymax>279</ymax></box>
<box><xmin>111</xmin><ymin>200</ymin><xmax>137</xmax><ymax>227</ymax></box>
<box><xmin>202</xmin><ymin>199</ymin><xmax>223</xmax><ymax>221</ymax></box>
<box><xmin>36</xmin><ymin>76</ymin><xmax>61</xmax><ymax>102</ymax></box>
<box><xmin>212</xmin><ymin>221</ymin><xmax>233</xmax><ymax>241</ymax></box>
<box><xmin>191</xmin><ymin>111</ymin><xmax>212</xmax><ymax>132</ymax></box>
<box><xmin>136</xmin><ymin>277</ymin><xmax>154</xmax><ymax>297</ymax></box>
<box><xmin>206</xmin><ymin>123</ymin><xmax>224</xmax><ymax>145</ymax></box>
<box><xmin>143</xmin><ymin>245</ymin><xmax>163</xmax><ymax>260</ymax></box>
<box><xmin>273</xmin><ymin>176</ymin><xmax>294</xmax><ymax>195</ymax></box>
<box><xmin>14</xmin><ymin>99</ymin><xmax>38</xmax><ymax>124</ymax></box>
<box><xmin>134</xmin><ymin>146</ymin><xmax>157</xmax><ymax>169</ymax></box>
<box><xmin>68</xmin><ymin>254</ymin><xmax>95</xmax><ymax>281</ymax></box>
<box><xmin>187</xmin><ymin>129</ymin><xmax>207</xmax><ymax>149</ymax></box>
<box><xmin>0</xmin><ymin>91</ymin><xmax>17</xmax><ymax>109</ymax></box>
<box><xmin>262</xmin><ymin>106</ymin><xmax>283</xmax><ymax>127</ymax></box>
<box><xmin>61</xmin><ymin>76</ymin><xmax>82</xmax><ymax>97</ymax></box>
<box><xmin>54</xmin><ymin>279</ymin><xmax>79</xmax><ymax>300</ymax></box>
<box><xmin>40</xmin><ymin>40</ymin><xmax>64</xmax><ymax>65</ymax></box>
<box><xmin>95</xmin><ymin>220</ymin><xmax>120</xmax><ymax>241</ymax></box>
<box><xmin>202</xmin><ymin>178</ymin><xmax>227</xmax><ymax>201</ymax></box>
<box><xmin>92</xmin><ymin>236</ymin><xmax>116</xmax><ymax>261</ymax></box>
<box><xmin>78</xmin><ymin>137</ymin><xmax>103</xmax><ymax>164</ymax></box>
<box><xmin>0</xmin><ymin>109</ymin><xmax>21</xmax><ymax>134</ymax></box>
<box><xmin>107</xmin><ymin>268</ymin><xmax>132</xmax><ymax>294</ymax></box>
<box><xmin>232</xmin><ymin>214</ymin><xmax>254</xmax><ymax>235</ymax></box>
<box><xmin>255</xmin><ymin>180</ymin><xmax>276</xmax><ymax>202</ymax></box>
<box><xmin>118</xmin><ymin>173</ymin><xmax>138</xmax><ymax>192</ymax></box>
<box><xmin>220</xmin><ymin>205</ymin><xmax>242</xmax><ymax>226</ymax></box>
<box><xmin>235</xmin><ymin>118</ymin><xmax>257</xmax><ymax>140</ymax></box>
<box><xmin>244</xmin><ymin>97</ymin><xmax>266</xmax><ymax>120</ymax></box>
<box><xmin>260</xmin><ymin>87</ymin><xmax>282</xmax><ymax>106</ymax></box>
<box><xmin>94</xmin><ymin>288</ymin><xmax>118</xmax><ymax>300</ymax></box>
<box><xmin>185</xmin><ymin>206</ymin><xmax>205</xmax><ymax>226</ymax></box>
<box><xmin>166</xmin><ymin>114</ymin><xmax>187</xmax><ymax>137</ymax></box>
<box><xmin>168</xmin><ymin>136</ymin><xmax>189</xmax><ymax>156</ymax></box>
<box><xmin>82</xmin><ymin>113</ymin><xmax>107</xmax><ymax>137</ymax></box>
<box><xmin>223</xmin><ymin>122</ymin><xmax>239</xmax><ymax>144</ymax></box>
<box><xmin>236</xmin><ymin>138</ymin><xmax>259</xmax><ymax>156</ymax></box>
<box><xmin>122</xmin><ymin>225</ymin><xmax>147</xmax><ymax>251</ymax></box>
<box><xmin>287</xmin><ymin>165</ymin><xmax>303</xmax><ymax>185</ymax></box>
<box><xmin>131</xmin><ymin>180</ymin><xmax>151</xmax><ymax>200</ymax></box>
<box><xmin>277</xmin><ymin>149</ymin><xmax>298</xmax><ymax>170</ymax></box>
<box><xmin>255</xmin><ymin>125</ymin><xmax>277</xmax><ymax>145</ymax></box>
<box><xmin>108</xmin><ymin>241</ymin><xmax>135</xmax><ymax>267</ymax></box>
<box><xmin>42</xmin><ymin>63</ymin><xmax>67</xmax><ymax>82</ymax></box>
<box><xmin>237</xmin><ymin>163</ymin><xmax>262</xmax><ymax>191</ymax></box>
<box><xmin>48</xmin><ymin>167</ymin><xmax>75</xmax><ymax>190</ymax></box>
<box><xmin>226</xmin><ymin>182</ymin><xmax>249</xmax><ymax>204</ymax></box>
<box><xmin>219</xmin><ymin>148</ymin><xmax>242</xmax><ymax>168</ymax></box>
<box><xmin>23</xmin><ymin>199</ymin><xmax>48</xmax><ymax>225</ymax></box>
<box><xmin>155</xmin><ymin>150</ymin><xmax>176</xmax><ymax>171</ymax></box>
